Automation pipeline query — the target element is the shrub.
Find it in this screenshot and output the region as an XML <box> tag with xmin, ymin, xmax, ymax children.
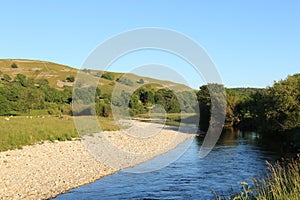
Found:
<box><xmin>137</xmin><ymin>79</ymin><xmax>144</xmax><ymax>84</ymax></box>
<box><xmin>11</xmin><ymin>63</ymin><xmax>18</xmax><ymax>68</ymax></box>
<box><xmin>66</xmin><ymin>76</ymin><xmax>75</xmax><ymax>82</ymax></box>
<box><xmin>101</xmin><ymin>72</ymin><xmax>115</xmax><ymax>80</ymax></box>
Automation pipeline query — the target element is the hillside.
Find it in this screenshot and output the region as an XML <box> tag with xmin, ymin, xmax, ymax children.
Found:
<box><xmin>0</xmin><ymin>59</ymin><xmax>198</xmax><ymax>116</ymax></box>
<box><xmin>0</xmin><ymin>59</ymin><xmax>192</xmax><ymax>95</ymax></box>
<box><xmin>0</xmin><ymin>59</ymin><xmax>77</xmax><ymax>89</ymax></box>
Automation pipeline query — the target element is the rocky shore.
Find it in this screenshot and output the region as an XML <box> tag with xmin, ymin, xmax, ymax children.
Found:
<box><xmin>0</xmin><ymin>121</ymin><xmax>195</xmax><ymax>199</ymax></box>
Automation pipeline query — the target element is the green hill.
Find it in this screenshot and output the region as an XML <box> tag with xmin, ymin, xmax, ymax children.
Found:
<box><xmin>0</xmin><ymin>59</ymin><xmax>192</xmax><ymax>94</ymax></box>
<box><xmin>0</xmin><ymin>59</ymin><xmax>77</xmax><ymax>89</ymax></box>
<box><xmin>0</xmin><ymin>59</ymin><xmax>198</xmax><ymax>117</ymax></box>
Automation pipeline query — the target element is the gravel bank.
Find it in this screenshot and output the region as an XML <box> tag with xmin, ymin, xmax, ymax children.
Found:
<box><xmin>0</xmin><ymin>121</ymin><xmax>195</xmax><ymax>199</ymax></box>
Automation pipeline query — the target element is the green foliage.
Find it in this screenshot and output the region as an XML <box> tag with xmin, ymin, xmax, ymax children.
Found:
<box><xmin>126</xmin><ymin>85</ymin><xmax>196</xmax><ymax>117</ymax></box>
<box><xmin>0</xmin><ymin>73</ymin><xmax>74</xmax><ymax>115</ymax></box>
<box><xmin>136</xmin><ymin>86</ymin><xmax>155</xmax><ymax>106</ymax></box>
<box><xmin>66</xmin><ymin>75</ymin><xmax>75</xmax><ymax>82</ymax></box>
<box><xmin>137</xmin><ymin>78</ymin><xmax>144</xmax><ymax>84</ymax></box>
<box><xmin>197</xmin><ymin>84</ymin><xmax>226</xmax><ymax>132</ymax></box>
<box><xmin>263</xmin><ymin>74</ymin><xmax>300</xmax><ymax>132</ymax></box>
<box><xmin>197</xmin><ymin>85</ymin><xmax>211</xmax><ymax>132</ymax></box>
<box><xmin>197</xmin><ymin>74</ymin><xmax>300</xmax><ymax>133</ymax></box>
<box><xmin>154</xmin><ymin>88</ymin><xmax>181</xmax><ymax>113</ymax></box>
<box><xmin>101</xmin><ymin>72</ymin><xmax>115</xmax><ymax>80</ymax></box>
<box><xmin>2</xmin><ymin>74</ymin><xmax>11</xmax><ymax>82</ymax></box>
<box><xmin>129</xmin><ymin>94</ymin><xmax>147</xmax><ymax>115</ymax></box>
<box><xmin>240</xmin><ymin>74</ymin><xmax>300</xmax><ymax>132</ymax></box>
<box><xmin>11</xmin><ymin>63</ymin><xmax>18</xmax><ymax>68</ymax></box>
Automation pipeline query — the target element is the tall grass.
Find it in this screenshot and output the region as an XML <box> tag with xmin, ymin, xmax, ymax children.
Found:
<box><xmin>215</xmin><ymin>155</ymin><xmax>300</xmax><ymax>200</ymax></box>
<box><xmin>0</xmin><ymin>116</ymin><xmax>119</xmax><ymax>152</ymax></box>
<box><xmin>254</xmin><ymin>155</ymin><xmax>300</xmax><ymax>200</ymax></box>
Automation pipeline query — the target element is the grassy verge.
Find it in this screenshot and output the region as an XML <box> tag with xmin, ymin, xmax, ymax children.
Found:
<box><xmin>215</xmin><ymin>155</ymin><xmax>300</xmax><ymax>200</ymax></box>
<box><xmin>0</xmin><ymin>116</ymin><xmax>119</xmax><ymax>152</ymax></box>
<box><xmin>0</xmin><ymin>113</ymin><xmax>195</xmax><ymax>152</ymax></box>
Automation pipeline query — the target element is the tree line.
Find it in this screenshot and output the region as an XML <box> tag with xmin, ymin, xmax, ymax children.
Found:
<box><xmin>0</xmin><ymin>73</ymin><xmax>73</xmax><ymax>116</ymax></box>
<box><xmin>1</xmin><ymin>70</ymin><xmax>299</xmax><ymax>134</ymax></box>
<box><xmin>197</xmin><ymin>73</ymin><xmax>300</xmax><ymax>133</ymax></box>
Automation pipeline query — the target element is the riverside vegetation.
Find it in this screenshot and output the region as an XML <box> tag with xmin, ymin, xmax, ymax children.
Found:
<box><xmin>215</xmin><ymin>155</ymin><xmax>300</xmax><ymax>200</ymax></box>
<box><xmin>0</xmin><ymin>59</ymin><xmax>299</xmax><ymax>199</ymax></box>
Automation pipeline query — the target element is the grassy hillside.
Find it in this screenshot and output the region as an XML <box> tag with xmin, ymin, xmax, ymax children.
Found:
<box><xmin>0</xmin><ymin>59</ymin><xmax>198</xmax><ymax>151</ymax></box>
<box><xmin>0</xmin><ymin>59</ymin><xmax>77</xmax><ymax>89</ymax></box>
<box><xmin>0</xmin><ymin>59</ymin><xmax>192</xmax><ymax>95</ymax></box>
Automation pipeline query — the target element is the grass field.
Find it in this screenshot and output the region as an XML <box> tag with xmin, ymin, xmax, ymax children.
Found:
<box><xmin>0</xmin><ymin>115</ymin><xmax>119</xmax><ymax>152</ymax></box>
<box><xmin>0</xmin><ymin>113</ymin><xmax>198</xmax><ymax>152</ymax></box>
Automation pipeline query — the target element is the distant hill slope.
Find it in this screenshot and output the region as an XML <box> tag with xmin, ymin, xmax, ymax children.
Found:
<box><xmin>0</xmin><ymin>59</ymin><xmax>77</xmax><ymax>89</ymax></box>
<box><xmin>0</xmin><ymin>59</ymin><xmax>193</xmax><ymax>95</ymax></box>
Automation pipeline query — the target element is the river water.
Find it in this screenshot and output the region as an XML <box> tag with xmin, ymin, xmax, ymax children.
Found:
<box><xmin>55</xmin><ymin>129</ymin><xmax>284</xmax><ymax>200</ymax></box>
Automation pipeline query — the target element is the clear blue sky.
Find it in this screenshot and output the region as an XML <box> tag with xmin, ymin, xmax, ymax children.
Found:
<box><xmin>0</xmin><ymin>0</ymin><xmax>299</xmax><ymax>89</ymax></box>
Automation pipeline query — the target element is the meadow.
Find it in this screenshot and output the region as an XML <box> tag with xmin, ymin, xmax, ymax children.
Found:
<box><xmin>0</xmin><ymin>115</ymin><xmax>119</xmax><ymax>152</ymax></box>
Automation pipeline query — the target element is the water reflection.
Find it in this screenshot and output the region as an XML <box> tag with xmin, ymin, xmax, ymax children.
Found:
<box><xmin>196</xmin><ymin>129</ymin><xmax>288</xmax><ymax>156</ymax></box>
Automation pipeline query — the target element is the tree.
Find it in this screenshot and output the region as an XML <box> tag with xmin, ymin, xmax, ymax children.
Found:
<box><xmin>197</xmin><ymin>85</ymin><xmax>211</xmax><ymax>132</ymax></box>
<box><xmin>0</xmin><ymin>88</ymin><xmax>11</xmax><ymax>115</ymax></box>
<box><xmin>136</xmin><ymin>87</ymin><xmax>155</xmax><ymax>106</ymax></box>
<box><xmin>129</xmin><ymin>94</ymin><xmax>146</xmax><ymax>115</ymax></box>
<box><xmin>197</xmin><ymin>84</ymin><xmax>226</xmax><ymax>132</ymax></box>
<box><xmin>225</xmin><ymin>89</ymin><xmax>239</xmax><ymax>127</ymax></box>
<box><xmin>154</xmin><ymin>89</ymin><xmax>180</xmax><ymax>113</ymax></box>
<box><xmin>261</xmin><ymin>74</ymin><xmax>300</xmax><ymax>132</ymax></box>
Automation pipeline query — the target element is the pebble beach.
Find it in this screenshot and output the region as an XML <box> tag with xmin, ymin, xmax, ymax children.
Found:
<box><xmin>0</xmin><ymin>121</ymin><xmax>195</xmax><ymax>199</ymax></box>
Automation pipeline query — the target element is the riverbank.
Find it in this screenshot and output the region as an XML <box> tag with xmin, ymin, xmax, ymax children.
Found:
<box><xmin>0</xmin><ymin>121</ymin><xmax>195</xmax><ymax>199</ymax></box>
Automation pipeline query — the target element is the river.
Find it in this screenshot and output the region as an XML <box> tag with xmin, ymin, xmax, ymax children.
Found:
<box><xmin>55</xmin><ymin>129</ymin><xmax>285</xmax><ymax>199</ymax></box>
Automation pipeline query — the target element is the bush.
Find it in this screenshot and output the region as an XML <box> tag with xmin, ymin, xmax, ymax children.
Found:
<box><xmin>11</xmin><ymin>63</ymin><xmax>18</xmax><ymax>68</ymax></box>
<box><xmin>66</xmin><ymin>76</ymin><xmax>75</xmax><ymax>82</ymax></box>
<box><xmin>137</xmin><ymin>79</ymin><xmax>144</xmax><ymax>84</ymax></box>
<box><xmin>101</xmin><ymin>72</ymin><xmax>115</xmax><ymax>80</ymax></box>
<box><xmin>117</xmin><ymin>77</ymin><xmax>133</xmax><ymax>86</ymax></box>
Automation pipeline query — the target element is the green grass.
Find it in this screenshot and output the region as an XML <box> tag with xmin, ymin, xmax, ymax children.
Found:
<box><xmin>215</xmin><ymin>155</ymin><xmax>300</xmax><ymax>200</ymax></box>
<box><xmin>0</xmin><ymin>115</ymin><xmax>119</xmax><ymax>152</ymax></box>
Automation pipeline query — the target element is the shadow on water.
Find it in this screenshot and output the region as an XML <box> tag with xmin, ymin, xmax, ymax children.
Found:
<box><xmin>55</xmin><ymin>128</ymin><xmax>288</xmax><ymax>200</ymax></box>
<box><xmin>196</xmin><ymin>128</ymin><xmax>291</xmax><ymax>157</ymax></box>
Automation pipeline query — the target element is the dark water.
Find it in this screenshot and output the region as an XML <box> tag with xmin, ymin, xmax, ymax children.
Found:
<box><xmin>55</xmin><ymin>129</ymin><xmax>284</xmax><ymax>200</ymax></box>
